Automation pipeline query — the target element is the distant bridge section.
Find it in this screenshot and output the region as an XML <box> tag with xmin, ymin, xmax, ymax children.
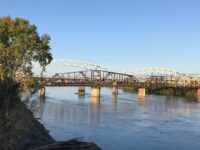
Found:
<box><xmin>124</xmin><ymin>67</ymin><xmax>187</xmax><ymax>78</ymax></box>
<box><xmin>33</xmin><ymin>59</ymin><xmax>112</xmax><ymax>75</ymax></box>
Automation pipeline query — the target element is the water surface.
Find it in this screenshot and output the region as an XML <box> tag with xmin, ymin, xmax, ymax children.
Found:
<box><xmin>34</xmin><ymin>87</ymin><xmax>200</xmax><ymax>150</ymax></box>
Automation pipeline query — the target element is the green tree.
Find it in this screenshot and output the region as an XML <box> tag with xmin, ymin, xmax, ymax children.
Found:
<box><xmin>0</xmin><ymin>16</ymin><xmax>52</xmax><ymax>80</ymax></box>
<box><xmin>0</xmin><ymin>16</ymin><xmax>53</xmax><ymax>128</ymax></box>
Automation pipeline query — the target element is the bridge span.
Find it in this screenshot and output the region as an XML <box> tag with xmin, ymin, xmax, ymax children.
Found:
<box><xmin>36</xmin><ymin>69</ymin><xmax>200</xmax><ymax>99</ymax></box>
<box><xmin>31</xmin><ymin>59</ymin><xmax>200</xmax><ymax>99</ymax></box>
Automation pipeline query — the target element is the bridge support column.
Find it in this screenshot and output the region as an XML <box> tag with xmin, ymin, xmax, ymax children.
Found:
<box><xmin>138</xmin><ymin>88</ymin><xmax>146</xmax><ymax>98</ymax></box>
<box><xmin>112</xmin><ymin>86</ymin><xmax>118</xmax><ymax>94</ymax></box>
<box><xmin>91</xmin><ymin>87</ymin><xmax>101</xmax><ymax>97</ymax></box>
<box><xmin>112</xmin><ymin>81</ymin><xmax>118</xmax><ymax>95</ymax></box>
<box><xmin>40</xmin><ymin>86</ymin><xmax>46</xmax><ymax>99</ymax></box>
<box><xmin>78</xmin><ymin>86</ymin><xmax>85</xmax><ymax>95</ymax></box>
<box><xmin>197</xmin><ymin>89</ymin><xmax>200</xmax><ymax>102</ymax></box>
<box><xmin>197</xmin><ymin>89</ymin><xmax>200</xmax><ymax>96</ymax></box>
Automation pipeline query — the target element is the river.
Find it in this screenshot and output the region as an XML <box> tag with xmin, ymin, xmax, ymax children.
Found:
<box><xmin>34</xmin><ymin>87</ymin><xmax>200</xmax><ymax>150</ymax></box>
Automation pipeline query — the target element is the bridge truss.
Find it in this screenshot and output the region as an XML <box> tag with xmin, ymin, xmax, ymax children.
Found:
<box><xmin>33</xmin><ymin>59</ymin><xmax>200</xmax><ymax>88</ymax></box>
<box><xmin>38</xmin><ymin>70</ymin><xmax>139</xmax><ymax>87</ymax></box>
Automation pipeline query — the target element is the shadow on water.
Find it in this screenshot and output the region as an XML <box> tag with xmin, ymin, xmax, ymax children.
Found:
<box><xmin>39</xmin><ymin>98</ymin><xmax>45</xmax><ymax>119</ymax></box>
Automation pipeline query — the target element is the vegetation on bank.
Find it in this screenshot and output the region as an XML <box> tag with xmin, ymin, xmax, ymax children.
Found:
<box><xmin>148</xmin><ymin>87</ymin><xmax>197</xmax><ymax>98</ymax></box>
<box><xmin>122</xmin><ymin>87</ymin><xmax>197</xmax><ymax>98</ymax></box>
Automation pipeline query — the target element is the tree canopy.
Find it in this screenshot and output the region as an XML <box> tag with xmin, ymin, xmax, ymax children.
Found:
<box><xmin>0</xmin><ymin>16</ymin><xmax>52</xmax><ymax>82</ymax></box>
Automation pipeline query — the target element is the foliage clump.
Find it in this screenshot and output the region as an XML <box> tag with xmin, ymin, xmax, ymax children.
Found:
<box><xmin>0</xmin><ymin>16</ymin><xmax>52</xmax><ymax>88</ymax></box>
<box><xmin>0</xmin><ymin>16</ymin><xmax>52</xmax><ymax>99</ymax></box>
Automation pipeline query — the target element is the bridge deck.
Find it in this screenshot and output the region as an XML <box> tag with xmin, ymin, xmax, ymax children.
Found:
<box><xmin>35</xmin><ymin>69</ymin><xmax>200</xmax><ymax>88</ymax></box>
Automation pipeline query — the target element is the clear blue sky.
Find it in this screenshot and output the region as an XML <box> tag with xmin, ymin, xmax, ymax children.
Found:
<box><xmin>1</xmin><ymin>0</ymin><xmax>200</xmax><ymax>72</ymax></box>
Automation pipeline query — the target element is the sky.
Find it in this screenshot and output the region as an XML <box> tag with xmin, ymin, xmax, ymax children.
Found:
<box><xmin>0</xmin><ymin>0</ymin><xmax>200</xmax><ymax>73</ymax></box>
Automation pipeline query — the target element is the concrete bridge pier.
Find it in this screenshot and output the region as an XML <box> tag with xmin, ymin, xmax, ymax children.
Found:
<box><xmin>197</xmin><ymin>89</ymin><xmax>200</xmax><ymax>102</ymax></box>
<box><xmin>197</xmin><ymin>89</ymin><xmax>200</xmax><ymax>96</ymax></box>
<box><xmin>91</xmin><ymin>86</ymin><xmax>101</xmax><ymax>97</ymax></box>
<box><xmin>112</xmin><ymin>81</ymin><xmax>118</xmax><ymax>95</ymax></box>
<box><xmin>138</xmin><ymin>88</ymin><xmax>146</xmax><ymax>98</ymax></box>
<box><xmin>78</xmin><ymin>86</ymin><xmax>85</xmax><ymax>95</ymax></box>
<box><xmin>40</xmin><ymin>86</ymin><xmax>46</xmax><ymax>99</ymax></box>
<box><xmin>112</xmin><ymin>86</ymin><xmax>118</xmax><ymax>95</ymax></box>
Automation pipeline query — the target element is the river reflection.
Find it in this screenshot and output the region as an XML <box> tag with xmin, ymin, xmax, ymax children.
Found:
<box><xmin>112</xmin><ymin>94</ymin><xmax>118</xmax><ymax>109</ymax></box>
<box><xmin>90</xmin><ymin>96</ymin><xmax>101</xmax><ymax>125</ymax></box>
<box><xmin>138</xmin><ymin>96</ymin><xmax>146</xmax><ymax>105</ymax></box>
<box><xmin>34</xmin><ymin>87</ymin><xmax>200</xmax><ymax>150</ymax></box>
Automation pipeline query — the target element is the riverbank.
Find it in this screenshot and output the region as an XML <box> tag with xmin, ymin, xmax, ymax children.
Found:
<box><xmin>0</xmin><ymin>98</ymin><xmax>54</xmax><ymax>150</ymax></box>
<box><xmin>0</xmin><ymin>98</ymin><xmax>101</xmax><ymax>150</ymax></box>
<box><xmin>29</xmin><ymin>139</ymin><xmax>102</xmax><ymax>150</ymax></box>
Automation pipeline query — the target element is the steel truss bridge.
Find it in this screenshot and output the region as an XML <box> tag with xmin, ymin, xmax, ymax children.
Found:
<box><xmin>34</xmin><ymin>59</ymin><xmax>200</xmax><ymax>89</ymax></box>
